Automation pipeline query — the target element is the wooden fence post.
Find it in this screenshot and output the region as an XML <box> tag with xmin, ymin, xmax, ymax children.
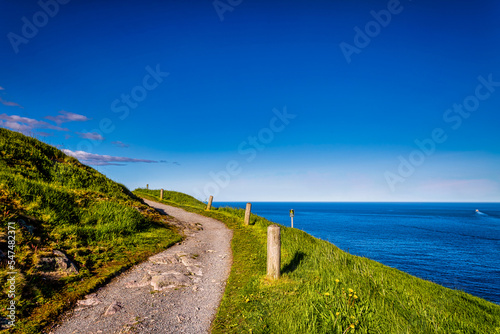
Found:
<box><xmin>267</xmin><ymin>225</ymin><xmax>281</xmax><ymax>279</ymax></box>
<box><xmin>160</xmin><ymin>189</ymin><xmax>164</xmax><ymax>200</ymax></box>
<box><xmin>206</xmin><ymin>195</ymin><xmax>213</xmax><ymax>211</ymax></box>
<box><xmin>244</xmin><ymin>203</ymin><xmax>252</xmax><ymax>225</ymax></box>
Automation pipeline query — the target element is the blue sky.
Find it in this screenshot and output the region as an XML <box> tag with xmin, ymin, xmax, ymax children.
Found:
<box><xmin>1</xmin><ymin>0</ymin><xmax>499</xmax><ymax>202</ymax></box>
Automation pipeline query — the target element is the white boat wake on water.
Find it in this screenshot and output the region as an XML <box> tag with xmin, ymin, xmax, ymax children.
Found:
<box><xmin>475</xmin><ymin>209</ymin><xmax>488</xmax><ymax>216</ymax></box>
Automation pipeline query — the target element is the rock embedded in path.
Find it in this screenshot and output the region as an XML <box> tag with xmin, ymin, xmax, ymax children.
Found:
<box><xmin>149</xmin><ymin>253</ymin><xmax>180</xmax><ymax>265</ymax></box>
<box><xmin>187</xmin><ymin>266</ymin><xmax>203</xmax><ymax>276</ymax></box>
<box><xmin>150</xmin><ymin>271</ymin><xmax>192</xmax><ymax>291</ymax></box>
<box><xmin>180</xmin><ymin>256</ymin><xmax>199</xmax><ymax>267</ymax></box>
<box><xmin>77</xmin><ymin>296</ymin><xmax>100</xmax><ymax>307</ymax></box>
<box><xmin>125</xmin><ymin>273</ymin><xmax>152</xmax><ymax>288</ymax></box>
<box><xmin>104</xmin><ymin>302</ymin><xmax>122</xmax><ymax>316</ymax></box>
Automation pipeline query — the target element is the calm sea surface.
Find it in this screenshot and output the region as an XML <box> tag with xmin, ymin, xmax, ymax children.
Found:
<box><xmin>214</xmin><ymin>202</ymin><xmax>500</xmax><ymax>304</ymax></box>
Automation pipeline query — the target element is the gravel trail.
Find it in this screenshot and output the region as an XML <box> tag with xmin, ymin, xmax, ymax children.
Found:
<box><xmin>51</xmin><ymin>199</ymin><xmax>232</xmax><ymax>334</ymax></box>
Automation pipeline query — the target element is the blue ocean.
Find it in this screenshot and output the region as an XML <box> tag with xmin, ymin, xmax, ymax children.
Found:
<box><xmin>214</xmin><ymin>202</ymin><xmax>500</xmax><ymax>304</ymax></box>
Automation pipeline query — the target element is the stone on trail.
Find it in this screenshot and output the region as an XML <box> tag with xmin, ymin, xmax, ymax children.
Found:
<box><xmin>104</xmin><ymin>302</ymin><xmax>122</xmax><ymax>316</ymax></box>
<box><xmin>180</xmin><ymin>256</ymin><xmax>199</xmax><ymax>267</ymax></box>
<box><xmin>77</xmin><ymin>296</ymin><xmax>100</xmax><ymax>307</ymax></box>
<box><xmin>186</xmin><ymin>266</ymin><xmax>203</xmax><ymax>276</ymax></box>
<box><xmin>150</xmin><ymin>271</ymin><xmax>192</xmax><ymax>291</ymax></box>
<box><xmin>125</xmin><ymin>273</ymin><xmax>152</xmax><ymax>288</ymax></box>
<box><xmin>149</xmin><ymin>253</ymin><xmax>180</xmax><ymax>264</ymax></box>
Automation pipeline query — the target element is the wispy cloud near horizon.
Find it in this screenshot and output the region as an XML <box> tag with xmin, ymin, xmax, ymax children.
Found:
<box><xmin>62</xmin><ymin>149</ymin><xmax>159</xmax><ymax>166</ymax></box>
<box><xmin>45</xmin><ymin>110</ymin><xmax>91</xmax><ymax>125</ymax></box>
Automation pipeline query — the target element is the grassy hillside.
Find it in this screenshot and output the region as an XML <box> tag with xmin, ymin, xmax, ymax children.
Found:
<box><xmin>135</xmin><ymin>189</ymin><xmax>500</xmax><ymax>334</ymax></box>
<box><xmin>0</xmin><ymin>128</ymin><xmax>182</xmax><ymax>333</ymax></box>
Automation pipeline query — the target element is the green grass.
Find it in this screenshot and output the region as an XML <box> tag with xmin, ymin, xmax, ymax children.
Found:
<box><xmin>134</xmin><ymin>189</ymin><xmax>500</xmax><ymax>334</ymax></box>
<box><xmin>0</xmin><ymin>128</ymin><xmax>182</xmax><ymax>333</ymax></box>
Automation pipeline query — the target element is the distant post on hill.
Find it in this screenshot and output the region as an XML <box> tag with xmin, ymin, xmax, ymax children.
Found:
<box><xmin>160</xmin><ymin>189</ymin><xmax>164</xmax><ymax>200</ymax></box>
<box><xmin>206</xmin><ymin>195</ymin><xmax>213</xmax><ymax>210</ymax></box>
<box><xmin>244</xmin><ymin>203</ymin><xmax>252</xmax><ymax>225</ymax></box>
<box><xmin>267</xmin><ymin>225</ymin><xmax>281</xmax><ymax>279</ymax></box>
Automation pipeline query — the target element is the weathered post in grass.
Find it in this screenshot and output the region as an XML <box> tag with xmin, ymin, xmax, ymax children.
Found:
<box><xmin>267</xmin><ymin>225</ymin><xmax>281</xmax><ymax>279</ymax></box>
<box><xmin>244</xmin><ymin>203</ymin><xmax>252</xmax><ymax>225</ymax></box>
<box><xmin>146</xmin><ymin>184</ymin><xmax>149</xmax><ymax>189</ymax></box>
<box><xmin>206</xmin><ymin>195</ymin><xmax>213</xmax><ymax>211</ymax></box>
<box><xmin>160</xmin><ymin>189</ymin><xmax>164</xmax><ymax>200</ymax></box>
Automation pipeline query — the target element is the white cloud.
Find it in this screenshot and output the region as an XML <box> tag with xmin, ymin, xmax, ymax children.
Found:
<box><xmin>0</xmin><ymin>113</ymin><xmax>69</xmax><ymax>132</ymax></box>
<box><xmin>45</xmin><ymin>110</ymin><xmax>91</xmax><ymax>125</ymax></box>
<box><xmin>0</xmin><ymin>120</ymin><xmax>31</xmax><ymax>132</ymax></box>
<box><xmin>76</xmin><ymin>132</ymin><xmax>105</xmax><ymax>141</ymax></box>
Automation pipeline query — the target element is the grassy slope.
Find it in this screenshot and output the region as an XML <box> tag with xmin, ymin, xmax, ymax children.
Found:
<box><xmin>134</xmin><ymin>189</ymin><xmax>500</xmax><ymax>334</ymax></box>
<box><xmin>0</xmin><ymin>128</ymin><xmax>182</xmax><ymax>333</ymax></box>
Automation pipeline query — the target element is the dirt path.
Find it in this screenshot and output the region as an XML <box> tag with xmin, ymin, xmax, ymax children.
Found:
<box><xmin>51</xmin><ymin>199</ymin><xmax>232</xmax><ymax>334</ymax></box>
